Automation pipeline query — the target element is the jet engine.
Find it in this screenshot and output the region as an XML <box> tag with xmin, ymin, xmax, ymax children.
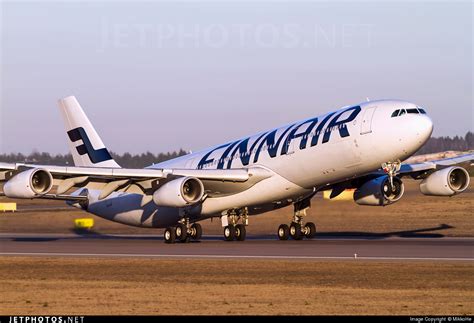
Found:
<box><xmin>3</xmin><ymin>168</ymin><xmax>53</xmax><ymax>199</ymax></box>
<box><xmin>153</xmin><ymin>176</ymin><xmax>204</xmax><ymax>208</ymax></box>
<box><xmin>354</xmin><ymin>175</ymin><xmax>404</xmax><ymax>206</ymax></box>
<box><xmin>419</xmin><ymin>166</ymin><xmax>470</xmax><ymax>196</ymax></box>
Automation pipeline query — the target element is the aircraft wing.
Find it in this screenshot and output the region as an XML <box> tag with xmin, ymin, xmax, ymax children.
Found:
<box><xmin>360</xmin><ymin>152</ymin><xmax>474</xmax><ymax>180</ymax></box>
<box><xmin>322</xmin><ymin>152</ymin><xmax>473</xmax><ymax>199</ymax></box>
<box><xmin>0</xmin><ymin>162</ymin><xmax>274</xmax><ymax>200</ymax></box>
<box><xmin>397</xmin><ymin>153</ymin><xmax>473</xmax><ymax>178</ymax></box>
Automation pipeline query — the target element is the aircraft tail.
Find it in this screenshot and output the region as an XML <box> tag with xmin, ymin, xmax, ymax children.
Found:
<box><xmin>58</xmin><ymin>96</ymin><xmax>121</xmax><ymax>168</ymax></box>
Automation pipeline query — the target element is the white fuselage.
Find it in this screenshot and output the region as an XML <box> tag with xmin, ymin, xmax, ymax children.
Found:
<box><xmin>86</xmin><ymin>99</ymin><xmax>433</xmax><ymax>227</ymax></box>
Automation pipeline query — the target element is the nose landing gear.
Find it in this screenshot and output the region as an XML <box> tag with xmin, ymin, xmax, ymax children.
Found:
<box><xmin>278</xmin><ymin>199</ymin><xmax>316</xmax><ymax>241</ymax></box>
<box><xmin>382</xmin><ymin>160</ymin><xmax>401</xmax><ymax>193</ymax></box>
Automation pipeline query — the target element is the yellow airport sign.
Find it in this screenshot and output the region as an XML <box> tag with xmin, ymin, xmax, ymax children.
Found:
<box><xmin>0</xmin><ymin>203</ymin><xmax>17</xmax><ymax>212</ymax></box>
<box><xmin>74</xmin><ymin>218</ymin><xmax>94</xmax><ymax>230</ymax></box>
<box><xmin>323</xmin><ymin>189</ymin><xmax>355</xmax><ymax>201</ymax></box>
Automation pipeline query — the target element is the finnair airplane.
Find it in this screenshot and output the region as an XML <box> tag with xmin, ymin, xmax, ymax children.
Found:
<box><xmin>0</xmin><ymin>97</ymin><xmax>472</xmax><ymax>243</ymax></box>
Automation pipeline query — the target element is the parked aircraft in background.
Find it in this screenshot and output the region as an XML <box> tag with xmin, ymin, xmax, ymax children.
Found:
<box><xmin>1</xmin><ymin>96</ymin><xmax>472</xmax><ymax>243</ymax></box>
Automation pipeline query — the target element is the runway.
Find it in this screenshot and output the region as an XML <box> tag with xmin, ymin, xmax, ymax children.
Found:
<box><xmin>0</xmin><ymin>233</ymin><xmax>473</xmax><ymax>261</ymax></box>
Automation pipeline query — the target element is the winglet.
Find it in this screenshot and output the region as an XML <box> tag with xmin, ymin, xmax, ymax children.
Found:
<box><xmin>58</xmin><ymin>96</ymin><xmax>121</xmax><ymax>168</ymax></box>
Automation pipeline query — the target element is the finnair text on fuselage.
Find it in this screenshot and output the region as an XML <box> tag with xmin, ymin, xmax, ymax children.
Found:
<box><xmin>198</xmin><ymin>105</ymin><xmax>361</xmax><ymax>170</ymax></box>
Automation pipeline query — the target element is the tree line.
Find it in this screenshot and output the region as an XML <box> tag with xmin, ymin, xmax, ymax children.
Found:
<box><xmin>415</xmin><ymin>131</ymin><xmax>473</xmax><ymax>155</ymax></box>
<box><xmin>0</xmin><ymin>150</ymin><xmax>188</xmax><ymax>168</ymax></box>
<box><xmin>0</xmin><ymin>132</ymin><xmax>472</xmax><ymax>167</ymax></box>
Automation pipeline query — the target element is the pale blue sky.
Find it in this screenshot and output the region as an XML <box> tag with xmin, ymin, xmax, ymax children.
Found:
<box><xmin>1</xmin><ymin>1</ymin><xmax>472</xmax><ymax>154</ymax></box>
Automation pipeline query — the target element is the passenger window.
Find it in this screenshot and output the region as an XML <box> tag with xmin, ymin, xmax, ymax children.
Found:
<box><xmin>407</xmin><ymin>108</ymin><xmax>419</xmax><ymax>114</ymax></box>
<box><xmin>391</xmin><ymin>110</ymin><xmax>400</xmax><ymax>117</ymax></box>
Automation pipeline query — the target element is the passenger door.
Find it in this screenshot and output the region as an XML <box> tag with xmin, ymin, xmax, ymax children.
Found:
<box><xmin>360</xmin><ymin>106</ymin><xmax>377</xmax><ymax>135</ymax></box>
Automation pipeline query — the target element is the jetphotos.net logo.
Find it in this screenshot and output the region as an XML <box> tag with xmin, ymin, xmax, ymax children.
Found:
<box><xmin>8</xmin><ymin>317</ymin><xmax>84</xmax><ymax>323</ymax></box>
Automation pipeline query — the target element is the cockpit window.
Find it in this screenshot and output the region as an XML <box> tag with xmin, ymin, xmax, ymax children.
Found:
<box><xmin>392</xmin><ymin>108</ymin><xmax>421</xmax><ymax>118</ymax></box>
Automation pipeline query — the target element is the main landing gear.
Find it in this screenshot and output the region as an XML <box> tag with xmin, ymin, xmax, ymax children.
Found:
<box><xmin>223</xmin><ymin>208</ymin><xmax>248</xmax><ymax>242</ymax></box>
<box><xmin>164</xmin><ymin>219</ymin><xmax>202</xmax><ymax>244</ymax></box>
<box><xmin>278</xmin><ymin>199</ymin><xmax>316</xmax><ymax>241</ymax></box>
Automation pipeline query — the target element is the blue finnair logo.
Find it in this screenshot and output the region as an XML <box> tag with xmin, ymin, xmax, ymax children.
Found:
<box><xmin>197</xmin><ymin>105</ymin><xmax>361</xmax><ymax>169</ymax></box>
<box><xmin>67</xmin><ymin>127</ymin><xmax>113</xmax><ymax>164</ymax></box>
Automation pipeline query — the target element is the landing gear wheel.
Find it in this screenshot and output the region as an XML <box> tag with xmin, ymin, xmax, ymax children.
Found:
<box><xmin>390</xmin><ymin>180</ymin><xmax>402</xmax><ymax>196</ymax></box>
<box><xmin>224</xmin><ymin>225</ymin><xmax>236</xmax><ymax>241</ymax></box>
<box><xmin>235</xmin><ymin>224</ymin><xmax>247</xmax><ymax>241</ymax></box>
<box><xmin>164</xmin><ymin>227</ymin><xmax>176</xmax><ymax>244</ymax></box>
<box><xmin>278</xmin><ymin>224</ymin><xmax>290</xmax><ymax>240</ymax></box>
<box><xmin>290</xmin><ymin>222</ymin><xmax>303</xmax><ymax>240</ymax></box>
<box><xmin>383</xmin><ymin>178</ymin><xmax>402</xmax><ymax>198</ymax></box>
<box><xmin>190</xmin><ymin>223</ymin><xmax>202</xmax><ymax>241</ymax></box>
<box><xmin>383</xmin><ymin>182</ymin><xmax>392</xmax><ymax>197</ymax></box>
<box><xmin>304</xmin><ymin>222</ymin><xmax>316</xmax><ymax>239</ymax></box>
<box><xmin>176</xmin><ymin>224</ymin><xmax>188</xmax><ymax>242</ymax></box>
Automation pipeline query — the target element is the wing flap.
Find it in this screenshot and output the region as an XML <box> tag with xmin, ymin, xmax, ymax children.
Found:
<box><xmin>40</xmin><ymin>194</ymin><xmax>89</xmax><ymax>202</ymax></box>
<box><xmin>0</xmin><ymin>163</ymin><xmax>262</xmax><ymax>182</ymax></box>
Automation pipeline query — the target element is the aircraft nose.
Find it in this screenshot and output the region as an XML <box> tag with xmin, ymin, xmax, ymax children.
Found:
<box><xmin>416</xmin><ymin>115</ymin><xmax>434</xmax><ymax>143</ymax></box>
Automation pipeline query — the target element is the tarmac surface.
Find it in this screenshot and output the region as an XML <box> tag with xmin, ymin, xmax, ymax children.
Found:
<box><xmin>0</xmin><ymin>233</ymin><xmax>473</xmax><ymax>261</ymax></box>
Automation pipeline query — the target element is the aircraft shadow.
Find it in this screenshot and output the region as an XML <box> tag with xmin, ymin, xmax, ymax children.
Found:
<box><xmin>12</xmin><ymin>237</ymin><xmax>61</xmax><ymax>242</ymax></box>
<box><xmin>10</xmin><ymin>224</ymin><xmax>453</xmax><ymax>242</ymax></box>
<box><xmin>315</xmin><ymin>223</ymin><xmax>454</xmax><ymax>239</ymax></box>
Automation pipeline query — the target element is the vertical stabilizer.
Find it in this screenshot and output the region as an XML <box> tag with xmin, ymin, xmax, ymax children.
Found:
<box><xmin>58</xmin><ymin>96</ymin><xmax>121</xmax><ymax>168</ymax></box>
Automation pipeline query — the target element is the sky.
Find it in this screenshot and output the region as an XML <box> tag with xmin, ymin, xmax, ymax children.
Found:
<box><xmin>0</xmin><ymin>0</ymin><xmax>472</xmax><ymax>155</ymax></box>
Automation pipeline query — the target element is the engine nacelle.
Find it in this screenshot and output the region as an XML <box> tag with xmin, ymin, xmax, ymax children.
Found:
<box><xmin>420</xmin><ymin>166</ymin><xmax>470</xmax><ymax>196</ymax></box>
<box><xmin>3</xmin><ymin>168</ymin><xmax>53</xmax><ymax>199</ymax></box>
<box><xmin>354</xmin><ymin>176</ymin><xmax>405</xmax><ymax>206</ymax></box>
<box><xmin>153</xmin><ymin>176</ymin><xmax>204</xmax><ymax>208</ymax></box>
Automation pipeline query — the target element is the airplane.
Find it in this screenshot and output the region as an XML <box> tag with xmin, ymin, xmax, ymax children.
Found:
<box><xmin>0</xmin><ymin>96</ymin><xmax>472</xmax><ymax>243</ymax></box>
